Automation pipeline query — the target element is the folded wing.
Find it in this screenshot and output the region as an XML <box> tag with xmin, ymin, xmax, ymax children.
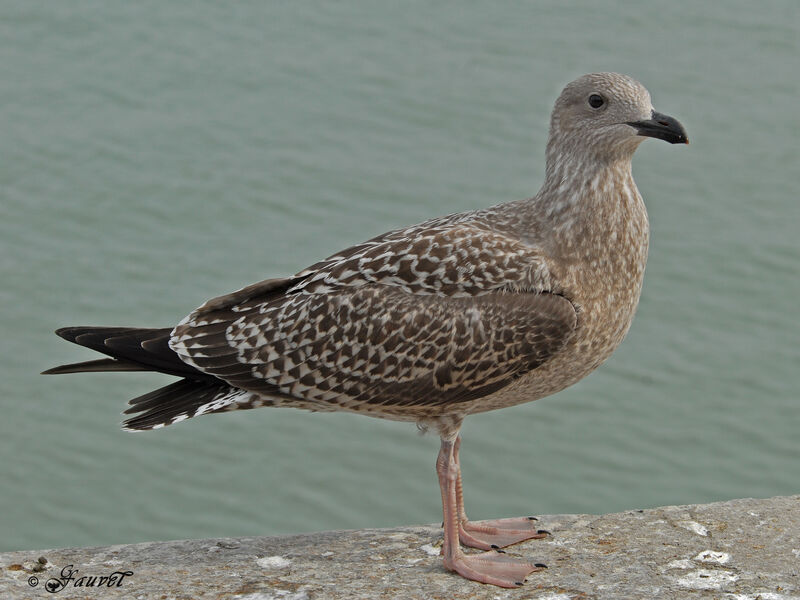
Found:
<box><xmin>171</xmin><ymin>285</ymin><xmax>576</xmax><ymax>413</ymax></box>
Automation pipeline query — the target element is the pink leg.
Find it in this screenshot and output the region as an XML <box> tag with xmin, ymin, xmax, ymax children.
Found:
<box><xmin>453</xmin><ymin>436</ymin><xmax>549</xmax><ymax>550</ymax></box>
<box><xmin>437</xmin><ymin>436</ymin><xmax>544</xmax><ymax>587</ymax></box>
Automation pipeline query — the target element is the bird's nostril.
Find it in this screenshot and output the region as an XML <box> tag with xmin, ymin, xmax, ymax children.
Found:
<box><xmin>657</xmin><ymin>120</ymin><xmax>669</xmax><ymax>127</ymax></box>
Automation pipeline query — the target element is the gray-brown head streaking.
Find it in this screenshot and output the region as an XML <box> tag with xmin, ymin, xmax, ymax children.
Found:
<box><xmin>44</xmin><ymin>72</ymin><xmax>687</xmax><ymax>588</ymax></box>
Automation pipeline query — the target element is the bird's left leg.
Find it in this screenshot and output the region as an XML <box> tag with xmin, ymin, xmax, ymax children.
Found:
<box><xmin>453</xmin><ymin>435</ymin><xmax>549</xmax><ymax>550</ymax></box>
<box><xmin>437</xmin><ymin>434</ymin><xmax>543</xmax><ymax>587</ymax></box>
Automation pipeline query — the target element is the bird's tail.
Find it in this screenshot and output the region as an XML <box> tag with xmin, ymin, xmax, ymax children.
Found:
<box><xmin>42</xmin><ymin>326</ymin><xmax>205</xmax><ymax>378</ymax></box>
<box><xmin>43</xmin><ymin>326</ymin><xmax>241</xmax><ymax>431</ymax></box>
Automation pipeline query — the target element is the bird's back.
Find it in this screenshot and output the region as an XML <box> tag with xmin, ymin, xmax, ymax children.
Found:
<box><xmin>168</xmin><ymin>201</ymin><xmax>581</xmax><ymax>424</ymax></box>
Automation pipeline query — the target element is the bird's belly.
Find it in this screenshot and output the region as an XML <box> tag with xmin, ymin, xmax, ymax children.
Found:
<box><xmin>466</xmin><ymin>275</ymin><xmax>644</xmax><ymax>415</ymax></box>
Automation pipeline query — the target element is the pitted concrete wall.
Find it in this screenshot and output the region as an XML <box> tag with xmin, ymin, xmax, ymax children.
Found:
<box><xmin>2</xmin><ymin>495</ymin><xmax>798</xmax><ymax>599</ymax></box>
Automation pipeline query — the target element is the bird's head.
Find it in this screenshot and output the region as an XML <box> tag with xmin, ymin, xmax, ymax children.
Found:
<box><xmin>547</xmin><ymin>72</ymin><xmax>688</xmax><ymax>167</ymax></box>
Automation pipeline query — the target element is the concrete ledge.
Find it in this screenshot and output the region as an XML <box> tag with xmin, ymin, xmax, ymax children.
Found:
<box><xmin>2</xmin><ymin>496</ymin><xmax>798</xmax><ymax>599</ymax></box>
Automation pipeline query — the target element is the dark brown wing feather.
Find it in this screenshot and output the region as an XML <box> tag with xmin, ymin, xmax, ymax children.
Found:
<box><xmin>45</xmin><ymin>327</ymin><xmax>212</xmax><ymax>379</ymax></box>
<box><xmin>192</xmin><ymin>276</ymin><xmax>302</xmax><ymax>315</ymax></box>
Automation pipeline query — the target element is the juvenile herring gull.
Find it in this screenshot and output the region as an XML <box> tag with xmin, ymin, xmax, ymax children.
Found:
<box><xmin>44</xmin><ymin>72</ymin><xmax>687</xmax><ymax>587</ymax></box>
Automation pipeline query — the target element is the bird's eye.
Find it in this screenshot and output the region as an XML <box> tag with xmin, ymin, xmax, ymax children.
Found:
<box><xmin>588</xmin><ymin>94</ymin><xmax>605</xmax><ymax>109</ymax></box>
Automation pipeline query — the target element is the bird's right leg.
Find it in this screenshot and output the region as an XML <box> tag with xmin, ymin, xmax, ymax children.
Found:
<box><xmin>437</xmin><ymin>435</ymin><xmax>543</xmax><ymax>588</ymax></box>
<box><xmin>452</xmin><ymin>435</ymin><xmax>549</xmax><ymax>550</ymax></box>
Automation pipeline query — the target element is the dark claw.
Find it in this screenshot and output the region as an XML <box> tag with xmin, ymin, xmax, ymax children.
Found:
<box><xmin>527</xmin><ymin>516</ymin><xmax>538</xmax><ymax>521</ymax></box>
<box><xmin>535</xmin><ymin>563</ymin><xmax>548</xmax><ymax>568</ymax></box>
<box><xmin>537</xmin><ymin>529</ymin><xmax>551</xmax><ymax>535</ymax></box>
<box><xmin>515</xmin><ymin>581</ymin><xmax>524</xmax><ymax>586</ymax></box>
<box><xmin>495</xmin><ymin>549</ymin><xmax>506</xmax><ymax>554</ymax></box>
<box><xmin>491</xmin><ymin>544</ymin><xmax>499</xmax><ymax>549</ymax></box>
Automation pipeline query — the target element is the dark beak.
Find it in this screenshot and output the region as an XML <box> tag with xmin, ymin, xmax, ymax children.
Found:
<box><xmin>627</xmin><ymin>110</ymin><xmax>688</xmax><ymax>145</ymax></box>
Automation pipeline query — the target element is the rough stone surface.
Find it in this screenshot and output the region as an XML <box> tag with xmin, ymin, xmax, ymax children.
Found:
<box><xmin>2</xmin><ymin>496</ymin><xmax>797</xmax><ymax>599</ymax></box>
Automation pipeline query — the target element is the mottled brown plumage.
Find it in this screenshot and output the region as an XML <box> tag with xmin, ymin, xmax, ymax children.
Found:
<box><xmin>45</xmin><ymin>72</ymin><xmax>687</xmax><ymax>587</ymax></box>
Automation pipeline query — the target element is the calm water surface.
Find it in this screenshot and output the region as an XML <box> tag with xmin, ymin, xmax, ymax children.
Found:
<box><xmin>1</xmin><ymin>1</ymin><xmax>797</xmax><ymax>552</ymax></box>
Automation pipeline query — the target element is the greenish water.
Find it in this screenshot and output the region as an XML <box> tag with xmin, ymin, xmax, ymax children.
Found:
<box><xmin>1</xmin><ymin>2</ymin><xmax>797</xmax><ymax>553</ymax></box>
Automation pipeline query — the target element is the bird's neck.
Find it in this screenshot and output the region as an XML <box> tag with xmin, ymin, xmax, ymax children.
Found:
<box><xmin>526</xmin><ymin>150</ymin><xmax>649</xmax><ymax>279</ymax></box>
<box><xmin>535</xmin><ymin>148</ymin><xmax>643</xmax><ymax>231</ymax></box>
